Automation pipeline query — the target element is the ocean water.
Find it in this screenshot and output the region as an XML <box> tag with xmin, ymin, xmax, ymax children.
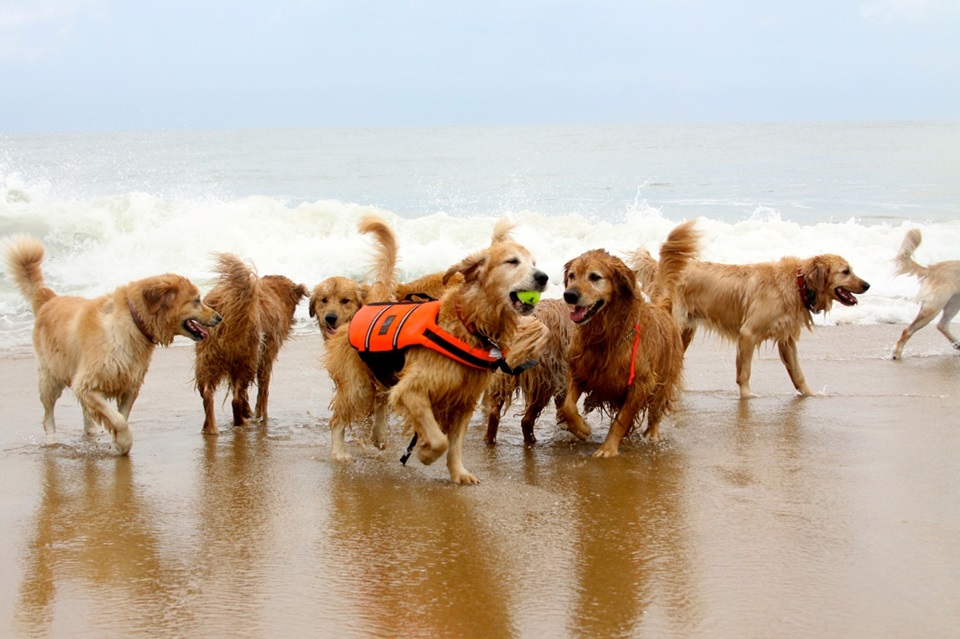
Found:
<box><xmin>1</xmin><ymin>121</ymin><xmax>958</xmax><ymax>351</ymax></box>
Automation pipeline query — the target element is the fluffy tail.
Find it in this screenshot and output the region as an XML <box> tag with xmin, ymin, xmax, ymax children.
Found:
<box><xmin>625</xmin><ymin>246</ymin><xmax>660</xmax><ymax>298</ymax></box>
<box><xmin>655</xmin><ymin>220</ymin><xmax>700</xmax><ymax>312</ymax></box>
<box><xmin>3</xmin><ymin>234</ymin><xmax>56</xmax><ymax>315</ymax></box>
<box><xmin>893</xmin><ymin>228</ymin><xmax>926</xmax><ymax>279</ymax></box>
<box><xmin>207</xmin><ymin>253</ymin><xmax>261</xmax><ymax>339</ymax></box>
<box><xmin>359</xmin><ymin>215</ymin><xmax>399</xmax><ymax>303</ymax></box>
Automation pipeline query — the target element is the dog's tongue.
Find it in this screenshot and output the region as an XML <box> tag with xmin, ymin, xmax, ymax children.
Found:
<box><xmin>188</xmin><ymin>319</ymin><xmax>210</xmax><ymax>340</ymax></box>
<box><xmin>570</xmin><ymin>306</ymin><xmax>591</xmax><ymax>323</ymax></box>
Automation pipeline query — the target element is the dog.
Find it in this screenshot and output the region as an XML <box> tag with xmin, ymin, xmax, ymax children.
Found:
<box><xmin>559</xmin><ymin>221</ymin><xmax>698</xmax><ymax>457</ymax></box>
<box><xmin>660</xmin><ymin>245</ymin><xmax>870</xmax><ymax>398</ymax></box>
<box><xmin>482</xmin><ymin>297</ymin><xmax>572</xmax><ymax>445</ymax></box>
<box><xmin>309</xmin><ymin>271</ymin><xmax>463</xmax><ymax>339</ymax></box>
<box><xmin>323</xmin><ymin>215</ymin><xmax>550</xmax><ymax>483</ymax></box>
<box><xmin>891</xmin><ymin>228</ymin><xmax>960</xmax><ymax>359</ymax></box>
<box><xmin>194</xmin><ymin>254</ymin><xmax>307</xmax><ymax>435</ymax></box>
<box><xmin>3</xmin><ymin>235</ymin><xmax>222</xmax><ymax>454</ymax></box>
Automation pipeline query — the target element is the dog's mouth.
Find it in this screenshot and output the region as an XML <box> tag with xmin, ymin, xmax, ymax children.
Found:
<box><xmin>569</xmin><ymin>300</ymin><xmax>604</xmax><ymax>324</ymax></box>
<box><xmin>509</xmin><ymin>291</ymin><xmax>537</xmax><ymax>315</ymax></box>
<box><xmin>834</xmin><ymin>287</ymin><xmax>859</xmax><ymax>307</ymax></box>
<box><xmin>184</xmin><ymin>318</ymin><xmax>212</xmax><ymax>341</ymax></box>
<box><xmin>322</xmin><ymin>325</ymin><xmax>338</xmax><ymax>338</ymax></box>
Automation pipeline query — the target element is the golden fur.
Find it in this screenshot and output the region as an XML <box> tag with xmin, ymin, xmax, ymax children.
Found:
<box><xmin>194</xmin><ymin>254</ymin><xmax>307</xmax><ymax>434</ymax></box>
<box><xmin>559</xmin><ymin>221</ymin><xmax>699</xmax><ymax>457</ymax></box>
<box><xmin>482</xmin><ymin>297</ymin><xmax>572</xmax><ymax>445</ymax></box>
<box><xmin>323</xmin><ymin>216</ymin><xmax>550</xmax><ymax>483</ymax></box>
<box><xmin>3</xmin><ymin>235</ymin><xmax>222</xmax><ymax>454</ymax></box>
<box><xmin>665</xmin><ymin>248</ymin><xmax>870</xmax><ymax>398</ymax></box>
<box><xmin>891</xmin><ymin>228</ymin><xmax>960</xmax><ymax>359</ymax></box>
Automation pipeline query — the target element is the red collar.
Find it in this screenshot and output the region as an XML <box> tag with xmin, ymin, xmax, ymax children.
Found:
<box><xmin>455</xmin><ymin>304</ymin><xmax>498</xmax><ymax>351</ymax></box>
<box><xmin>128</xmin><ymin>297</ymin><xmax>157</xmax><ymax>344</ymax></box>
<box><xmin>796</xmin><ymin>268</ymin><xmax>816</xmax><ymax>312</ymax></box>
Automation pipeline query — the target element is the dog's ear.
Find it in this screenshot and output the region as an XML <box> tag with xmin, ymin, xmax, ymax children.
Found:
<box><xmin>308</xmin><ymin>295</ymin><xmax>317</xmax><ymax>317</ymax></box>
<box><xmin>359</xmin><ymin>284</ymin><xmax>371</xmax><ymax>302</ymax></box>
<box><xmin>611</xmin><ymin>258</ymin><xmax>638</xmax><ymax>300</ymax></box>
<box><xmin>805</xmin><ymin>257</ymin><xmax>830</xmax><ymax>295</ymax></box>
<box><xmin>444</xmin><ymin>251</ymin><xmax>485</xmax><ymax>284</ymax></box>
<box><xmin>562</xmin><ymin>258</ymin><xmax>576</xmax><ymax>287</ymax></box>
<box><xmin>141</xmin><ymin>280</ymin><xmax>179</xmax><ymax>314</ymax></box>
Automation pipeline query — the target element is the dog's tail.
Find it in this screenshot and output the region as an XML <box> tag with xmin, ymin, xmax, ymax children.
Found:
<box><xmin>654</xmin><ymin>220</ymin><xmax>700</xmax><ymax>313</ymax></box>
<box><xmin>208</xmin><ymin>253</ymin><xmax>260</xmax><ymax>335</ymax></box>
<box><xmin>893</xmin><ymin>228</ymin><xmax>926</xmax><ymax>279</ymax></box>
<box><xmin>3</xmin><ymin>234</ymin><xmax>56</xmax><ymax>315</ymax></box>
<box><xmin>359</xmin><ymin>215</ymin><xmax>399</xmax><ymax>303</ymax></box>
<box><xmin>625</xmin><ymin>246</ymin><xmax>661</xmax><ymax>299</ymax></box>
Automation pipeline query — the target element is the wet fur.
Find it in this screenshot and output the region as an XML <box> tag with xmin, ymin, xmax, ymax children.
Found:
<box><xmin>3</xmin><ymin>234</ymin><xmax>222</xmax><ymax>454</ymax></box>
<box><xmin>891</xmin><ymin>228</ymin><xmax>960</xmax><ymax>359</ymax></box>
<box><xmin>323</xmin><ymin>216</ymin><xmax>550</xmax><ymax>483</ymax></box>
<box><xmin>483</xmin><ymin>297</ymin><xmax>572</xmax><ymax>445</ymax></box>
<box><xmin>195</xmin><ymin>254</ymin><xmax>307</xmax><ymax>434</ymax></box>
<box><xmin>664</xmin><ymin>247</ymin><xmax>870</xmax><ymax>397</ymax></box>
<box><xmin>559</xmin><ymin>221</ymin><xmax>698</xmax><ymax>457</ymax></box>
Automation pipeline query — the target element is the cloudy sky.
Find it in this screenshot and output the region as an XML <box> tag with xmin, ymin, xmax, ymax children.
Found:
<box><xmin>1</xmin><ymin>0</ymin><xmax>958</xmax><ymax>132</ymax></box>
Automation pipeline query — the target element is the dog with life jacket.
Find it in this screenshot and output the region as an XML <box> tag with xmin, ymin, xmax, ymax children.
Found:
<box><xmin>322</xmin><ymin>215</ymin><xmax>550</xmax><ymax>483</ymax></box>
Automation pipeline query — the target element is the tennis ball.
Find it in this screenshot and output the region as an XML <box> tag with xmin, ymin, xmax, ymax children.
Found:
<box><xmin>516</xmin><ymin>290</ymin><xmax>541</xmax><ymax>306</ymax></box>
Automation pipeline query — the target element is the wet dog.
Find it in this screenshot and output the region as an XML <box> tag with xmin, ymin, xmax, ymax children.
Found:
<box><xmin>667</xmin><ymin>247</ymin><xmax>870</xmax><ymax>397</ymax></box>
<box><xmin>323</xmin><ymin>215</ymin><xmax>549</xmax><ymax>483</ymax></box>
<box><xmin>482</xmin><ymin>297</ymin><xmax>572</xmax><ymax>445</ymax></box>
<box><xmin>194</xmin><ymin>254</ymin><xmax>307</xmax><ymax>435</ymax></box>
<box><xmin>891</xmin><ymin>228</ymin><xmax>960</xmax><ymax>359</ymax></box>
<box><xmin>3</xmin><ymin>235</ymin><xmax>221</xmax><ymax>454</ymax></box>
<box><xmin>559</xmin><ymin>221</ymin><xmax>698</xmax><ymax>456</ymax></box>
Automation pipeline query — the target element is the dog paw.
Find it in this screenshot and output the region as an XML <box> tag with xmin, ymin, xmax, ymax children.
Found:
<box><xmin>113</xmin><ymin>430</ymin><xmax>133</xmax><ymax>456</ymax></box>
<box><xmin>416</xmin><ymin>436</ymin><xmax>448</xmax><ymax>466</ymax></box>
<box><xmin>330</xmin><ymin>450</ymin><xmax>353</xmax><ymax>462</ymax></box>
<box><xmin>592</xmin><ymin>445</ymin><xmax>619</xmax><ymax>458</ymax></box>
<box><xmin>450</xmin><ymin>469</ymin><xmax>480</xmax><ymax>485</ymax></box>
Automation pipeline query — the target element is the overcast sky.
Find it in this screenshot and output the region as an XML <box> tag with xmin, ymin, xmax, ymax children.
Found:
<box><xmin>1</xmin><ymin>0</ymin><xmax>958</xmax><ymax>132</ymax></box>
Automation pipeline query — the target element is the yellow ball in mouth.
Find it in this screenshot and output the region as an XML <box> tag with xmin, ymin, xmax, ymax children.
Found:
<box><xmin>515</xmin><ymin>290</ymin><xmax>541</xmax><ymax>306</ymax></box>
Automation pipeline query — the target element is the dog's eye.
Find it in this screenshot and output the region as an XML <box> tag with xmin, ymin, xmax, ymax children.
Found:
<box><xmin>194</xmin><ymin>296</ymin><xmax>201</xmax><ymax>305</ymax></box>
<box><xmin>340</xmin><ymin>298</ymin><xmax>351</xmax><ymax>305</ymax></box>
<box><xmin>505</xmin><ymin>258</ymin><xmax>520</xmax><ymax>266</ymax></box>
<box><xmin>321</xmin><ymin>297</ymin><xmax>328</xmax><ymax>304</ymax></box>
<box><xmin>588</xmin><ymin>273</ymin><xmax>602</xmax><ymax>282</ymax></box>
<box><xmin>841</xmin><ymin>268</ymin><xmax>850</xmax><ymax>275</ymax></box>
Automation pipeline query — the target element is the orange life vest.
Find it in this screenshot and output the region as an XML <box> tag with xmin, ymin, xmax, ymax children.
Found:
<box><xmin>348</xmin><ymin>301</ymin><xmax>531</xmax><ymax>387</ymax></box>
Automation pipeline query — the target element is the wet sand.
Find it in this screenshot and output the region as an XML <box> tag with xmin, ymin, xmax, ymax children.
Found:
<box><xmin>1</xmin><ymin>324</ymin><xmax>959</xmax><ymax>638</ymax></box>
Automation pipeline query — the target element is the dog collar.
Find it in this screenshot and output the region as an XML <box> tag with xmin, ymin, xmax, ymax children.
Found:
<box><xmin>127</xmin><ymin>297</ymin><xmax>157</xmax><ymax>344</ymax></box>
<box><xmin>796</xmin><ymin>268</ymin><xmax>817</xmax><ymax>312</ymax></box>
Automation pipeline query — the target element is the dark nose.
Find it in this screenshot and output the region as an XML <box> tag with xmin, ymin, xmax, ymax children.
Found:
<box><xmin>534</xmin><ymin>270</ymin><xmax>548</xmax><ymax>288</ymax></box>
<box><xmin>862</xmin><ymin>280</ymin><xmax>870</xmax><ymax>292</ymax></box>
<box><xmin>213</xmin><ymin>313</ymin><xmax>223</xmax><ymax>325</ymax></box>
<box><xmin>563</xmin><ymin>289</ymin><xmax>579</xmax><ymax>304</ymax></box>
<box><xmin>324</xmin><ymin>313</ymin><xmax>338</xmax><ymax>327</ymax></box>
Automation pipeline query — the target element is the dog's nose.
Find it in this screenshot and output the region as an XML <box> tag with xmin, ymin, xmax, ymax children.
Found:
<box><xmin>862</xmin><ymin>281</ymin><xmax>871</xmax><ymax>291</ymax></box>
<box><xmin>213</xmin><ymin>313</ymin><xmax>223</xmax><ymax>325</ymax></box>
<box><xmin>563</xmin><ymin>289</ymin><xmax>579</xmax><ymax>304</ymax></box>
<box><xmin>324</xmin><ymin>313</ymin><xmax>338</xmax><ymax>327</ymax></box>
<box><xmin>534</xmin><ymin>270</ymin><xmax>549</xmax><ymax>289</ymax></box>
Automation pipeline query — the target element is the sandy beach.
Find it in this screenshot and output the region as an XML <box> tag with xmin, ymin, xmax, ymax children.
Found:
<box><xmin>1</xmin><ymin>323</ymin><xmax>958</xmax><ymax>638</ymax></box>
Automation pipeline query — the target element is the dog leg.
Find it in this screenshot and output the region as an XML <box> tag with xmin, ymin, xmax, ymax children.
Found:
<box><xmin>777</xmin><ymin>338</ymin><xmax>815</xmax><ymax>396</ymax></box>
<box><xmin>37</xmin><ymin>372</ymin><xmax>64</xmax><ymax>437</ymax></box>
<box><xmin>558</xmin><ymin>383</ymin><xmax>591</xmax><ymax>440</ymax></box>
<box><xmin>892</xmin><ymin>304</ymin><xmax>939</xmax><ymax>359</ymax></box>
<box><xmin>391</xmin><ymin>389</ymin><xmax>448</xmax><ymax>466</ymax></box>
<box><xmin>446</xmin><ymin>413</ymin><xmax>479</xmax><ymax>484</ymax></box>
<box><xmin>231</xmin><ymin>383</ymin><xmax>250</xmax><ymax>427</ymax></box>
<box><xmin>681</xmin><ymin>325</ymin><xmax>697</xmax><ymax>352</ymax></box>
<box><xmin>483</xmin><ymin>391</ymin><xmax>505</xmax><ymax>444</ymax></box>
<box><xmin>936</xmin><ymin>295</ymin><xmax>960</xmax><ymax>350</ymax></box>
<box><xmin>81</xmin><ymin>389</ymin><xmax>133</xmax><ymax>455</ymax></box>
<box><xmin>520</xmin><ymin>391</ymin><xmax>549</xmax><ymax>446</ymax></box>
<box><xmin>593</xmin><ymin>395</ymin><xmax>643</xmax><ymax>458</ymax></box>
<box><xmin>200</xmin><ymin>382</ymin><xmax>220</xmax><ymax>435</ymax></box>
<box><xmin>329</xmin><ymin>416</ymin><xmax>352</xmax><ymax>461</ymax></box>
<box><xmin>736</xmin><ymin>332</ymin><xmax>758</xmax><ymax>398</ymax></box>
<box><xmin>254</xmin><ymin>363</ymin><xmax>272</xmax><ymax>421</ymax></box>
<box><xmin>371</xmin><ymin>392</ymin><xmax>388</xmax><ymax>450</ymax></box>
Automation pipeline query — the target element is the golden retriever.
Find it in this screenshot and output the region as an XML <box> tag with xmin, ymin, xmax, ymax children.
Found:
<box><xmin>323</xmin><ymin>215</ymin><xmax>550</xmax><ymax>483</ymax></box>
<box><xmin>664</xmin><ymin>247</ymin><xmax>870</xmax><ymax>398</ymax></box>
<box><xmin>3</xmin><ymin>235</ymin><xmax>222</xmax><ymax>454</ymax></box>
<box><xmin>559</xmin><ymin>221</ymin><xmax>698</xmax><ymax>457</ymax></box>
<box><xmin>194</xmin><ymin>254</ymin><xmax>307</xmax><ymax>435</ymax></box>
<box><xmin>891</xmin><ymin>228</ymin><xmax>960</xmax><ymax>359</ymax></box>
<box><xmin>482</xmin><ymin>297</ymin><xmax>572</xmax><ymax>445</ymax></box>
